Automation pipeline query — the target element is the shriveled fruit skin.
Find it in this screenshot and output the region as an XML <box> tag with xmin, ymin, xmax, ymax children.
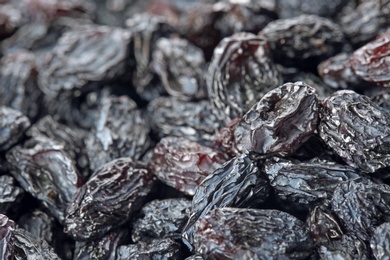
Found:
<box><xmin>150</xmin><ymin>137</ymin><xmax>227</xmax><ymax>196</ymax></box>
<box><xmin>73</xmin><ymin>228</ymin><xmax>128</xmax><ymax>260</ymax></box>
<box><xmin>193</xmin><ymin>208</ymin><xmax>313</xmax><ymax>259</ymax></box>
<box><xmin>265</xmin><ymin>157</ymin><xmax>362</xmax><ymax>210</ymax></box>
<box><xmin>0</xmin><ymin>214</ymin><xmax>15</xmax><ymax>260</ymax></box>
<box><xmin>147</xmin><ymin>97</ymin><xmax>220</xmax><ymax>146</ymax></box>
<box><xmin>331</xmin><ymin>179</ymin><xmax>390</xmax><ymax>241</ymax></box>
<box><xmin>319</xmin><ymin>90</ymin><xmax>390</xmax><ymax>173</ymax></box>
<box><xmin>0</xmin><ymin>106</ymin><xmax>30</xmax><ymax>152</ymax></box>
<box><xmin>64</xmin><ymin>158</ymin><xmax>156</xmax><ymax>241</ymax></box>
<box><xmin>207</xmin><ymin>32</ymin><xmax>282</xmax><ymax>124</ymax></box>
<box><xmin>13</xmin><ymin>228</ymin><xmax>60</xmax><ymax>260</ymax></box>
<box><xmin>182</xmin><ymin>153</ymin><xmax>270</xmax><ymax>249</ymax></box>
<box><xmin>350</xmin><ymin>29</ymin><xmax>390</xmax><ymax>87</ymax></box>
<box><xmin>132</xmin><ymin>198</ymin><xmax>191</xmax><ymax>243</ymax></box>
<box><xmin>0</xmin><ymin>175</ymin><xmax>24</xmax><ymax>215</ymax></box>
<box><xmin>234</xmin><ymin>81</ymin><xmax>319</xmax><ymax>156</ymax></box>
<box><xmin>150</xmin><ymin>37</ymin><xmax>207</xmax><ymax>100</ymax></box>
<box><xmin>27</xmin><ymin>115</ymin><xmax>90</xmax><ymax>179</ymax></box>
<box><xmin>6</xmin><ymin>136</ymin><xmax>82</xmax><ymax>223</ymax></box>
<box><xmin>0</xmin><ymin>50</ymin><xmax>41</xmax><ymax>120</ymax></box>
<box><xmin>86</xmin><ymin>95</ymin><xmax>150</xmax><ymax>172</ymax></box>
<box><xmin>370</xmin><ymin>222</ymin><xmax>390</xmax><ymax>260</ymax></box>
<box><xmin>340</xmin><ymin>0</ymin><xmax>390</xmax><ymax>46</ymax></box>
<box><xmin>318</xmin><ymin>52</ymin><xmax>363</xmax><ymax>90</ymax></box>
<box><xmin>116</xmin><ymin>238</ymin><xmax>182</xmax><ymax>260</ymax></box>
<box><xmin>260</xmin><ymin>15</ymin><xmax>345</xmax><ymax>65</ymax></box>
<box><xmin>38</xmin><ymin>24</ymin><xmax>131</xmax><ymax>98</ymax></box>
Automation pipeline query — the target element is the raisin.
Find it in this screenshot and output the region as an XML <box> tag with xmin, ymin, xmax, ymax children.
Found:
<box><xmin>306</xmin><ymin>202</ymin><xmax>344</xmax><ymax>246</ymax></box>
<box><xmin>13</xmin><ymin>228</ymin><xmax>61</xmax><ymax>260</ymax></box>
<box><xmin>0</xmin><ymin>175</ymin><xmax>24</xmax><ymax>215</ymax></box>
<box><xmin>150</xmin><ymin>37</ymin><xmax>207</xmax><ymax>100</ymax></box>
<box><xmin>193</xmin><ymin>207</ymin><xmax>313</xmax><ymax>259</ymax></box>
<box><xmin>18</xmin><ymin>0</ymin><xmax>95</xmax><ymax>23</ymax></box>
<box><xmin>319</xmin><ymin>90</ymin><xmax>390</xmax><ymax>173</ymax></box>
<box><xmin>234</xmin><ymin>81</ymin><xmax>319</xmax><ymax>156</ymax></box>
<box><xmin>182</xmin><ymin>153</ymin><xmax>270</xmax><ymax>249</ymax></box>
<box><xmin>340</xmin><ymin>0</ymin><xmax>390</xmax><ymax>46</ymax></box>
<box><xmin>318</xmin><ymin>234</ymin><xmax>370</xmax><ymax>260</ymax></box>
<box><xmin>38</xmin><ymin>24</ymin><xmax>131</xmax><ymax>98</ymax></box>
<box><xmin>331</xmin><ymin>178</ymin><xmax>390</xmax><ymax>241</ymax></box>
<box><xmin>147</xmin><ymin>97</ymin><xmax>220</xmax><ymax>146</ymax></box>
<box><xmin>181</xmin><ymin>1</ymin><xmax>276</xmax><ymax>60</ymax></box>
<box><xmin>18</xmin><ymin>210</ymin><xmax>54</xmax><ymax>247</ymax></box>
<box><xmin>0</xmin><ymin>214</ymin><xmax>15</xmax><ymax>260</ymax></box>
<box><xmin>64</xmin><ymin>158</ymin><xmax>156</xmax><ymax>241</ymax></box>
<box><xmin>149</xmin><ymin>137</ymin><xmax>227</xmax><ymax>196</ymax></box>
<box><xmin>207</xmin><ymin>32</ymin><xmax>282</xmax><ymax>123</ymax></box>
<box><xmin>318</xmin><ymin>52</ymin><xmax>364</xmax><ymax>90</ymax></box>
<box><xmin>73</xmin><ymin>228</ymin><xmax>128</xmax><ymax>260</ymax></box>
<box><xmin>125</xmin><ymin>13</ymin><xmax>175</xmax><ymax>92</ymax></box>
<box><xmin>86</xmin><ymin>95</ymin><xmax>150</xmax><ymax>172</ymax></box>
<box><xmin>0</xmin><ymin>106</ymin><xmax>30</xmax><ymax>152</ymax></box>
<box><xmin>6</xmin><ymin>136</ymin><xmax>82</xmax><ymax>223</ymax></box>
<box><xmin>370</xmin><ymin>222</ymin><xmax>390</xmax><ymax>260</ymax></box>
<box><xmin>132</xmin><ymin>198</ymin><xmax>191</xmax><ymax>243</ymax></box>
<box><xmin>0</xmin><ymin>50</ymin><xmax>41</xmax><ymax>120</ymax></box>
<box><xmin>275</xmin><ymin>0</ymin><xmax>349</xmax><ymax>18</ymax></box>
<box><xmin>260</xmin><ymin>14</ymin><xmax>345</xmax><ymax>67</ymax></box>
<box><xmin>349</xmin><ymin>29</ymin><xmax>390</xmax><ymax>87</ymax></box>
<box><xmin>116</xmin><ymin>238</ymin><xmax>182</xmax><ymax>260</ymax></box>
<box><xmin>265</xmin><ymin>157</ymin><xmax>362</xmax><ymax>211</ymax></box>
<box><xmin>27</xmin><ymin>115</ymin><xmax>90</xmax><ymax>179</ymax></box>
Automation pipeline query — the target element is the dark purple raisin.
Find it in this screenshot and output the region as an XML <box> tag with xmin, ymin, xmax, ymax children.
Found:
<box><xmin>150</xmin><ymin>137</ymin><xmax>227</xmax><ymax>196</ymax></box>
<box><xmin>64</xmin><ymin>158</ymin><xmax>156</xmax><ymax>241</ymax></box>
<box><xmin>207</xmin><ymin>32</ymin><xmax>282</xmax><ymax>124</ymax></box>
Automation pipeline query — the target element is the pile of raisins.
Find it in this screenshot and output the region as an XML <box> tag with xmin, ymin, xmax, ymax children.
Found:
<box><xmin>0</xmin><ymin>0</ymin><xmax>390</xmax><ymax>259</ymax></box>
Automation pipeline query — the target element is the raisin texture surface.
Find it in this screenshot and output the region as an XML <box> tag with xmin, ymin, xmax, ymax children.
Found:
<box><xmin>193</xmin><ymin>207</ymin><xmax>313</xmax><ymax>259</ymax></box>
<box><xmin>319</xmin><ymin>90</ymin><xmax>390</xmax><ymax>173</ymax></box>
<box><xmin>64</xmin><ymin>158</ymin><xmax>156</xmax><ymax>241</ymax></box>
<box><xmin>234</xmin><ymin>81</ymin><xmax>319</xmax><ymax>156</ymax></box>
<box><xmin>182</xmin><ymin>153</ymin><xmax>270</xmax><ymax>249</ymax></box>
<box><xmin>207</xmin><ymin>32</ymin><xmax>282</xmax><ymax>123</ymax></box>
<box><xmin>150</xmin><ymin>137</ymin><xmax>227</xmax><ymax>196</ymax></box>
<box><xmin>6</xmin><ymin>136</ymin><xmax>81</xmax><ymax>223</ymax></box>
<box><xmin>350</xmin><ymin>29</ymin><xmax>390</xmax><ymax>87</ymax></box>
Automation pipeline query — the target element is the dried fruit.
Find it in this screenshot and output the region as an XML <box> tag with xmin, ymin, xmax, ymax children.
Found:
<box><xmin>0</xmin><ymin>214</ymin><xmax>15</xmax><ymax>260</ymax></box>
<box><xmin>13</xmin><ymin>228</ymin><xmax>60</xmax><ymax>260</ymax></box>
<box><xmin>38</xmin><ymin>24</ymin><xmax>131</xmax><ymax>98</ymax></box>
<box><xmin>0</xmin><ymin>106</ymin><xmax>30</xmax><ymax>152</ymax></box>
<box><xmin>150</xmin><ymin>137</ymin><xmax>227</xmax><ymax>196</ymax></box>
<box><xmin>193</xmin><ymin>207</ymin><xmax>313</xmax><ymax>259</ymax></box>
<box><xmin>265</xmin><ymin>157</ymin><xmax>362</xmax><ymax>210</ymax></box>
<box><xmin>86</xmin><ymin>95</ymin><xmax>150</xmax><ymax>172</ymax></box>
<box><xmin>182</xmin><ymin>153</ymin><xmax>270</xmax><ymax>249</ymax></box>
<box><xmin>260</xmin><ymin>14</ymin><xmax>344</xmax><ymax>66</ymax></box>
<box><xmin>147</xmin><ymin>97</ymin><xmax>220</xmax><ymax>146</ymax></box>
<box><xmin>116</xmin><ymin>238</ymin><xmax>182</xmax><ymax>260</ymax></box>
<box><xmin>234</xmin><ymin>81</ymin><xmax>319</xmax><ymax>156</ymax></box>
<box><xmin>350</xmin><ymin>29</ymin><xmax>390</xmax><ymax>87</ymax></box>
<box><xmin>132</xmin><ymin>198</ymin><xmax>191</xmax><ymax>243</ymax></box>
<box><xmin>64</xmin><ymin>158</ymin><xmax>156</xmax><ymax>241</ymax></box>
<box><xmin>150</xmin><ymin>37</ymin><xmax>207</xmax><ymax>100</ymax></box>
<box><xmin>319</xmin><ymin>90</ymin><xmax>390</xmax><ymax>173</ymax></box>
<box><xmin>6</xmin><ymin>136</ymin><xmax>82</xmax><ymax>223</ymax></box>
<box><xmin>207</xmin><ymin>32</ymin><xmax>282</xmax><ymax>123</ymax></box>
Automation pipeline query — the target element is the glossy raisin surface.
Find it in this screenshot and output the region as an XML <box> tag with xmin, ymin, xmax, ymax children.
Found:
<box><xmin>319</xmin><ymin>90</ymin><xmax>390</xmax><ymax>173</ymax></box>
<box><xmin>64</xmin><ymin>158</ymin><xmax>156</xmax><ymax>241</ymax></box>
<box><xmin>234</xmin><ymin>81</ymin><xmax>319</xmax><ymax>156</ymax></box>
<box><xmin>150</xmin><ymin>137</ymin><xmax>227</xmax><ymax>196</ymax></box>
